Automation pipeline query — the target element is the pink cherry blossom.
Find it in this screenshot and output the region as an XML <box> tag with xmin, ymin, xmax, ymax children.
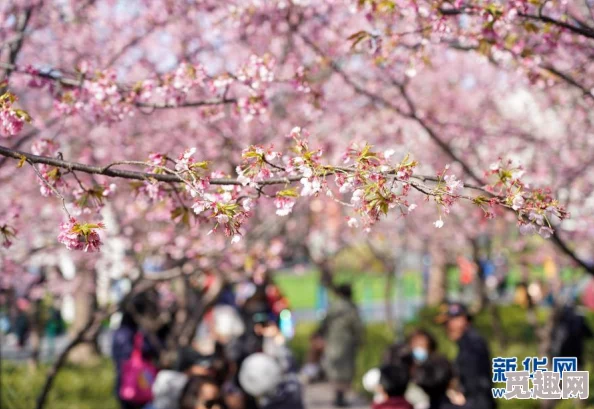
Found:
<box><xmin>57</xmin><ymin>218</ymin><xmax>104</xmax><ymax>252</ymax></box>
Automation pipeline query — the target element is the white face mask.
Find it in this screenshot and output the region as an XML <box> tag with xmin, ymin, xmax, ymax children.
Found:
<box><xmin>412</xmin><ymin>347</ymin><xmax>429</xmax><ymax>363</ymax></box>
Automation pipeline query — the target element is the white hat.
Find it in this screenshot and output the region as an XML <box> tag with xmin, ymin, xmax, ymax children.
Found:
<box><xmin>362</xmin><ymin>368</ymin><xmax>381</xmax><ymax>392</ymax></box>
<box><xmin>213</xmin><ymin>305</ymin><xmax>245</xmax><ymax>339</ymax></box>
<box><xmin>239</xmin><ymin>353</ymin><xmax>282</xmax><ymax>397</ymax></box>
<box><xmin>152</xmin><ymin>370</ymin><xmax>188</xmax><ymax>409</ymax></box>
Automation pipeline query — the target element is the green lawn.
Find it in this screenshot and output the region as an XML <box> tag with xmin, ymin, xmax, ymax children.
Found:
<box><xmin>1</xmin><ymin>359</ymin><xmax>118</xmax><ymax>409</ymax></box>
<box><xmin>275</xmin><ymin>269</ymin><xmax>424</xmax><ymax>310</ymax></box>
<box><xmin>275</xmin><ymin>267</ymin><xmax>584</xmax><ymax>310</ymax></box>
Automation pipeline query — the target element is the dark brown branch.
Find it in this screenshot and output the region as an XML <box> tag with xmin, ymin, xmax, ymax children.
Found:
<box><xmin>0</xmin><ymin>62</ymin><xmax>237</xmax><ymax>109</ymax></box>
<box><xmin>0</xmin><ymin>7</ymin><xmax>33</xmax><ymax>94</ymax></box>
<box><xmin>438</xmin><ymin>6</ymin><xmax>594</xmax><ymax>40</ymax></box>
<box><xmin>0</xmin><ymin>144</ymin><xmax>301</xmax><ymax>185</ymax></box>
<box><xmin>542</xmin><ymin>65</ymin><xmax>594</xmax><ymax>101</ymax></box>
<box><xmin>519</xmin><ymin>12</ymin><xmax>594</xmax><ymax>40</ymax></box>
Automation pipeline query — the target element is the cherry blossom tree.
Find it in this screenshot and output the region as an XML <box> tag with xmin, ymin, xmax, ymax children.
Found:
<box><xmin>1</xmin><ymin>1</ymin><xmax>594</xmax><ymax>405</ymax></box>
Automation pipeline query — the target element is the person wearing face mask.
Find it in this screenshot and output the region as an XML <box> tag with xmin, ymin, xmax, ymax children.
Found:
<box><xmin>408</xmin><ymin>329</ymin><xmax>437</xmax><ymax>367</ymax></box>
<box><xmin>405</xmin><ymin>330</ymin><xmax>436</xmax><ymax>409</ymax></box>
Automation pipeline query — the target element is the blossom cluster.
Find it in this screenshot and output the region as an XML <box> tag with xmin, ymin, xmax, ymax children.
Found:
<box><xmin>0</xmin><ymin>204</ymin><xmax>20</xmax><ymax>249</ymax></box>
<box><xmin>236</xmin><ymin>145</ymin><xmax>281</xmax><ymax>186</ymax></box>
<box><xmin>3</xmin><ymin>119</ymin><xmax>571</xmax><ymax>251</ymax></box>
<box><xmin>31</xmin><ymin>138</ymin><xmax>68</xmax><ymax>197</ymax></box>
<box><xmin>134</xmin><ymin>62</ymin><xmax>207</xmax><ymax>106</ymax></box>
<box><xmin>237</xmin><ymin>54</ymin><xmax>275</xmax><ymax>91</ymax></box>
<box><xmin>0</xmin><ymin>91</ymin><xmax>31</xmax><ymax>137</ymax></box>
<box><xmin>21</xmin><ymin>54</ymin><xmax>283</xmax><ymax>126</ymax></box>
<box><xmin>57</xmin><ymin>217</ymin><xmax>104</xmax><ymax>252</ymax></box>
<box><xmin>191</xmin><ymin>189</ymin><xmax>252</xmax><ymax>243</ymax></box>
<box><xmin>339</xmin><ymin>143</ymin><xmax>417</xmax><ymax>229</ymax></box>
<box><xmin>431</xmin><ymin>165</ymin><xmax>465</xmax><ymax>228</ymax></box>
<box><xmin>485</xmin><ymin>159</ymin><xmax>567</xmax><ymax>238</ymax></box>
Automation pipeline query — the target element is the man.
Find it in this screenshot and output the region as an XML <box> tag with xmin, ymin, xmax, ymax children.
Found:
<box><xmin>320</xmin><ymin>284</ymin><xmax>364</xmax><ymax>407</ymax></box>
<box><xmin>550</xmin><ymin>304</ymin><xmax>593</xmax><ymax>369</ymax></box>
<box><xmin>437</xmin><ymin>303</ymin><xmax>495</xmax><ymax>409</ymax></box>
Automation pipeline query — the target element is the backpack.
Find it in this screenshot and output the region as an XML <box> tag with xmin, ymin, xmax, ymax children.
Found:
<box><xmin>119</xmin><ymin>332</ymin><xmax>158</xmax><ymax>405</ymax></box>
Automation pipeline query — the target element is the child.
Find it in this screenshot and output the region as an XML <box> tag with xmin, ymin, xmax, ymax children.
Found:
<box><xmin>179</xmin><ymin>376</ymin><xmax>226</xmax><ymax>409</ymax></box>
<box><xmin>372</xmin><ymin>364</ymin><xmax>414</xmax><ymax>409</ymax></box>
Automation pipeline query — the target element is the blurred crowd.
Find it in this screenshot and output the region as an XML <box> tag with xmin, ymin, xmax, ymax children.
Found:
<box><xmin>1</xmin><ymin>259</ymin><xmax>592</xmax><ymax>409</ymax></box>
<box><xmin>111</xmin><ymin>275</ymin><xmax>303</xmax><ymax>409</ymax></box>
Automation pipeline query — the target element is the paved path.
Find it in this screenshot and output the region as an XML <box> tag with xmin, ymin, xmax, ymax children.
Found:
<box><xmin>304</xmin><ymin>383</ymin><xmax>368</xmax><ymax>409</ymax></box>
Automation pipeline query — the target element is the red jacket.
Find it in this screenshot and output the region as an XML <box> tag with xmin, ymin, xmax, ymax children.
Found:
<box><xmin>372</xmin><ymin>397</ymin><xmax>414</xmax><ymax>409</ymax></box>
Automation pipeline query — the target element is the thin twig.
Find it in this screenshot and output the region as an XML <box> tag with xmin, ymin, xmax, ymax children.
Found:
<box><xmin>28</xmin><ymin>161</ymin><xmax>71</xmax><ymax>217</ymax></box>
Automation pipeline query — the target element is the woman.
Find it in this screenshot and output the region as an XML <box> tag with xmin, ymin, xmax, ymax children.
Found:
<box><xmin>407</xmin><ymin>329</ymin><xmax>437</xmax><ymax>368</ymax></box>
<box><xmin>320</xmin><ymin>284</ymin><xmax>364</xmax><ymax>407</ymax></box>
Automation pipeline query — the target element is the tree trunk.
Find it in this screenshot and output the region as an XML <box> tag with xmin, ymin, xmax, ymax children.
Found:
<box><xmin>538</xmin><ymin>303</ymin><xmax>562</xmax><ymax>409</ymax></box>
<box><xmin>426</xmin><ymin>244</ymin><xmax>446</xmax><ymax>306</ymax></box>
<box><xmin>384</xmin><ymin>266</ymin><xmax>395</xmax><ymax>331</ymax></box>
<box><xmin>471</xmin><ymin>239</ymin><xmax>489</xmax><ymax>311</ymax></box>
<box><xmin>68</xmin><ymin>270</ymin><xmax>99</xmax><ymax>365</ymax></box>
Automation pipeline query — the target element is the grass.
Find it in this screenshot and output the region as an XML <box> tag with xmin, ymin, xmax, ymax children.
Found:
<box><xmin>275</xmin><ymin>269</ymin><xmax>424</xmax><ymax>310</ymax></box>
<box><xmin>1</xmin><ymin>359</ymin><xmax>118</xmax><ymax>409</ymax></box>
<box><xmin>289</xmin><ymin>305</ymin><xmax>594</xmax><ymax>409</ymax></box>
<box><xmin>275</xmin><ymin>267</ymin><xmax>585</xmax><ymax>310</ymax></box>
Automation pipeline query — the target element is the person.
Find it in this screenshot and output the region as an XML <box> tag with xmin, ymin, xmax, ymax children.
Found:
<box><xmin>45</xmin><ymin>301</ymin><xmax>64</xmax><ymax>358</ymax></box>
<box><xmin>372</xmin><ymin>364</ymin><xmax>414</xmax><ymax>409</ymax></box>
<box><xmin>247</xmin><ymin>315</ymin><xmax>304</xmax><ymax>409</ymax></box>
<box><xmin>407</xmin><ymin>329</ymin><xmax>437</xmax><ymax>368</ymax></box>
<box><xmin>112</xmin><ymin>311</ymin><xmax>143</xmax><ymax>409</ymax></box>
<box><xmin>415</xmin><ymin>355</ymin><xmax>467</xmax><ymax>409</ymax></box>
<box><xmin>14</xmin><ymin>298</ymin><xmax>30</xmax><ymax>349</ymax></box>
<box><xmin>319</xmin><ymin>283</ymin><xmax>364</xmax><ymax>407</ymax></box>
<box><xmin>179</xmin><ymin>376</ymin><xmax>226</xmax><ymax>409</ymax></box>
<box><xmin>382</xmin><ymin>342</ymin><xmax>412</xmax><ymax>368</ymax></box>
<box><xmin>112</xmin><ymin>294</ymin><xmax>162</xmax><ymax>409</ymax></box>
<box><xmin>436</xmin><ymin>303</ymin><xmax>495</xmax><ymax>409</ymax></box>
<box><xmin>239</xmin><ymin>349</ymin><xmax>304</xmax><ymax>409</ymax></box>
<box><xmin>299</xmin><ymin>329</ymin><xmax>325</xmax><ymax>384</ymax></box>
<box><xmin>550</xmin><ymin>304</ymin><xmax>593</xmax><ymax>369</ymax></box>
<box><xmin>405</xmin><ymin>330</ymin><xmax>436</xmax><ymax>409</ymax></box>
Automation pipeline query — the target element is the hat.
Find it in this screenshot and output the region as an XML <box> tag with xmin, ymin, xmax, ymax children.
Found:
<box><xmin>152</xmin><ymin>370</ymin><xmax>188</xmax><ymax>409</ymax></box>
<box><xmin>238</xmin><ymin>353</ymin><xmax>282</xmax><ymax>397</ymax></box>
<box><xmin>435</xmin><ymin>302</ymin><xmax>470</xmax><ymax>324</ymax></box>
<box><xmin>213</xmin><ymin>305</ymin><xmax>245</xmax><ymax>339</ymax></box>
<box><xmin>362</xmin><ymin>368</ymin><xmax>381</xmax><ymax>392</ymax></box>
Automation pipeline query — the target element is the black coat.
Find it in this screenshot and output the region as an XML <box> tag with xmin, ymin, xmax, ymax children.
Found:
<box><xmin>428</xmin><ymin>396</ymin><xmax>469</xmax><ymax>409</ymax></box>
<box><xmin>454</xmin><ymin>328</ymin><xmax>496</xmax><ymax>409</ymax></box>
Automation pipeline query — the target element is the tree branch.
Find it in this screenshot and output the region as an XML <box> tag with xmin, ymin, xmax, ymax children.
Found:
<box><xmin>0</xmin><ymin>62</ymin><xmax>237</xmax><ymax>109</ymax></box>
<box><xmin>519</xmin><ymin>12</ymin><xmax>594</xmax><ymax>40</ymax></box>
